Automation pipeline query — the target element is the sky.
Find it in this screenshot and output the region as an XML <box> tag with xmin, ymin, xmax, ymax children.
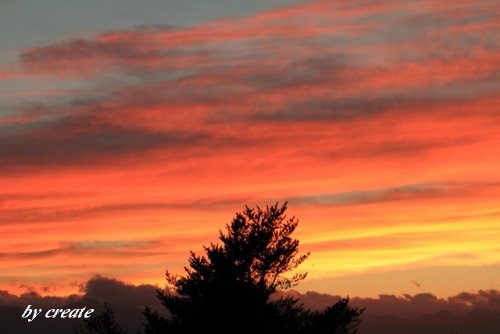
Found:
<box><xmin>0</xmin><ymin>0</ymin><xmax>499</xmax><ymax>298</ymax></box>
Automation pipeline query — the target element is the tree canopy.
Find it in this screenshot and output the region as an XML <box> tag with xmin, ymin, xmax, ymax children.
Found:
<box><xmin>144</xmin><ymin>202</ymin><xmax>363</xmax><ymax>334</ymax></box>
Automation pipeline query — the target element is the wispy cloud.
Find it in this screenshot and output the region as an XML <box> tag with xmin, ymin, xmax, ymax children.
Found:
<box><xmin>1</xmin><ymin>0</ymin><xmax>499</xmax><ymax>297</ymax></box>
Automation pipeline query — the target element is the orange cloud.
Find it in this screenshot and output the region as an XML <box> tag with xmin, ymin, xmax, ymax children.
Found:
<box><xmin>0</xmin><ymin>0</ymin><xmax>499</xmax><ymax>297</ymax></box>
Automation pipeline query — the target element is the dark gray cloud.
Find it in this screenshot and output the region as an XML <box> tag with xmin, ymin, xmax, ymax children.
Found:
<box><xmin>0</xmin><ymin>197</ymin><xmax>249</xmax><ymax>224</ymax></box>
<box><xmin>82</xmin><ymin>276</ymin><xmax>162</xmax><ymax>307</ymax></box>
<box><xmin>3</xmin><ymin>0</ymin><xmax>498</xmax><ymax>175</ymax></box>
<box><xmin>19</xmin><ymin>26</ymin><xmax>206</xmax><ymax>76</ymax></box>
<box><xmin>286</xmin><ymin>180</ymin><xmax>500</xmax><ymax>209</ymax></box>
<box><xmin>0</xmin><ymin>276</ymin><xmax>164</xmax><ymax>311</ymax></box>
<box><xmin>1</xmin><ymin>277</ymin><xmax>500</xmax><ymax>334</ymax></box>
<box><xmin>0</xmin><ymin>121</ymin><xmax>207</xmax><ymax>170</ymax></box>
<box><xmin>319</xmin><ymin>136</ymin><xmax>483</xmax><ymax>161</ymax></box>
<box><xmin>288</xmin><ymin>184</ymin><xmax>445</xmax><ymax>208</ymax></box>
<box><xmin>0</xmin><ymin>276</ymin><xmax>165</xmax><ymax>334</ymax></box>
<box><xmin>4</xmin><ymin>181</ymin><xmax>498</xmax><ymax>224</ymax></box>
<box><xmin>279</xmin><ymin>289</ymin><xmax>500</xmax><ymax>320</ymax></box>
<box><xmin>250</xmin><ymin>81</ymin><xmax>497</xmax><ymax>123</ymax></box>
<box><xmin>0</xmin><ymin>240</ymin><xmax>163</xmax><ymax>261</ymax></box>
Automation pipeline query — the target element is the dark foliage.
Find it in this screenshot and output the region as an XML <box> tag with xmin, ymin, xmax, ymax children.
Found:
<box><xmin>144</xmin><ymin>202</ymin><xmax>363</xmax><ymax>333</ymax></box>
<box><xmin>74</xmin><ymin>304</ymin><xmax>127</xmax><ymax>334</ymax></box>
<box><xmin>310</xmin><ymin>298</ymin><xmax>363</xmax><ymax>334</ymax></box>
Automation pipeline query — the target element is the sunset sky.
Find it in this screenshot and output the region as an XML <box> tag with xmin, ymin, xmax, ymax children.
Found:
<box><xmin>1</xmin><ymin>0</ymin><xmax>499</xmax><ymax>298</ymax></box>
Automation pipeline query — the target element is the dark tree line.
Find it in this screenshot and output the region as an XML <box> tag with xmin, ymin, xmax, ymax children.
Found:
<box><xmin>77</xmin><ymin>203</ymin><xmax>363</xmax><ymax>333</ymax></box>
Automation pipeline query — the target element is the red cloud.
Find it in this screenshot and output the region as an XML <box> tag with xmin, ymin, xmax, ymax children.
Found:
<box><xmin>1</xmin><ymin>0</ymin><xmax>499</xmax><ymax>300</ymax></box>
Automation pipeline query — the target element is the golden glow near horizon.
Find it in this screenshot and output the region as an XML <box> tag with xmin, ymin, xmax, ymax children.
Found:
<box><xmin>1</xmin><ymin>0</ymin><xmax>499</xmax><ymax>297</ymax></box>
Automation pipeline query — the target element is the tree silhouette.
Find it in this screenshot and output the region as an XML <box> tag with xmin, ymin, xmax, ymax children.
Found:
<box><xmin>144</xmin><ymin>202</ymin><xmax>363</xmax><ymax>334</ymax></box>
<box><xmin>310</xmin><ymin>298</ymin><xmax>363</xmax><ymax>334</ymax></box>
<box><xmin>75</xmin><ymin>304</ymin><xmax>127</xmax><ymax>334</ymax></box>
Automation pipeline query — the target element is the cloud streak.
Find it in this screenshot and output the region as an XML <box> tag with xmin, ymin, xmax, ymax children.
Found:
<box><xmin>0</xmin><ymin>0</ymin><xmax>499</xmax><ymax>297</ymax></box>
